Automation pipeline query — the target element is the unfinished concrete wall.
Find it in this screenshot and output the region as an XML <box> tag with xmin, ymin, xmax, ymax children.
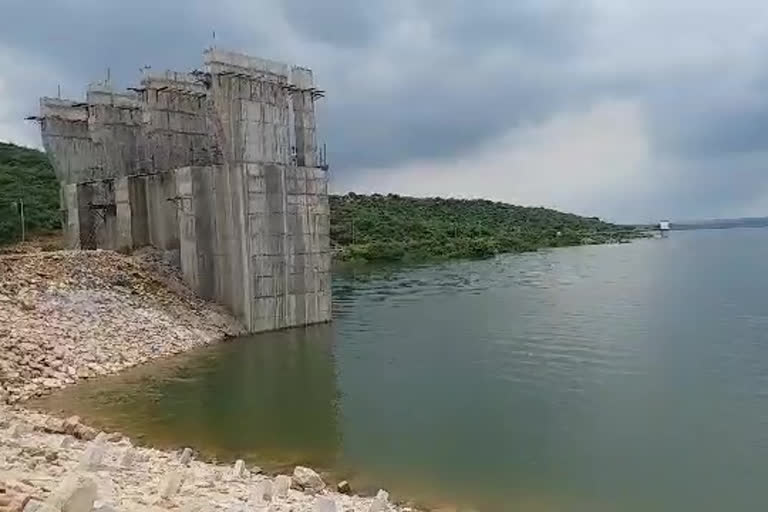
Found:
<box><xmin>203</xmin><ymin>49</ymin><xmax>294</xmax><ymax>330</ymax></box>
<box><xmin>62</xmin><ymin>184</ymin><xmax>80</xmax><ymax>249</ymax></box>
<box><xmin>127</xmin><ymin>177</ymin><xmax>149</xmax><ymax>248</ymax></box>
<box><xmin>62</xmin><ymin>173</ymin><xmax>179</xmax><ymax>254</ymax></box>
<box><xmin>200</xmin><ymin>50</ymin><xmax>330</xmax><ymax>330</ymax></box>
<box><xmin>144</xmin><ymin>172</ymin><xmax>179</xmax><ymax>251</ymax></box>
<box><xmin>291</xmin><ymin>68</ymin><xmax>316</xmax><ymax>167</ymax></box>
<box><xmin>247</xmin><ymin>164</ymin><xmax>331</xmax><ymax>331</ymax></box>
<box><xmin>40</xmin><ymin>78</ymin><xmax>213</xmax><ymax>185</ymax></box>
<box><xmin>39</xmin><ymin>99</ymin><xmax>101</xmax><ymax>184</ymax></box>
<box><xmin>86</xmin><ymin>86</ymin><xmax>142</xmax><ymax>180</ymax></box>
<box><xmin>137</xmin><ymin>72</ymin><xmax>215</xmax><ymax>173</ymax></box>
<box><xmin>176</xmin><ymin>165</ymin><xmax>250</xmax><ymax>323</ymax></box>
<box><xmin>115</xmin><ymin>177</ymin><xmax>133</xmax><ymax>252</ymax></box>
<box><xmin>174</xmin><ymin>162</ymin><xmax>331</xmax><ymax>332</ymax></box>
<box><xmin>177</xmin><ymin>167</ymin><xmax>203</xmax><ymax>297</ymax></box>
<box><xmin>38</xmin><ymin>48</ymin><xmax>330</xmax><ymax>333</ymax></box>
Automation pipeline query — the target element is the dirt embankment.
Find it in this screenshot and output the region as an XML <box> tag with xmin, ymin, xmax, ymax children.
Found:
<box><xmin>0</xmin><ymin>249</ymin><xmax>245</xmax><ymax>404</ymax></box>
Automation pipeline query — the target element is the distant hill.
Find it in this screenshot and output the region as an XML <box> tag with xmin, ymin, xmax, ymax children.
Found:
<box><xmin>0</xmin><ymin>142</ymin><xmax>60</xmax><ymax>245</ymax></box>
<box><xmin>671</xmin><ymin>217</ymin><xmax>768</xmax><ymax>230</ymax></box>
<box><xmin>0</xmin><ymin>142</ymin><xmax>648</xmax><ymax>262</ymax></box>
<box><xmin>331</xmin><ymin>193</ymin><xmax>647</xmax><ymax>262</ymax></box>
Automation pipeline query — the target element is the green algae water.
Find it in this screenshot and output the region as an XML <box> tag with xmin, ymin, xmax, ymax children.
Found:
<box><xmin>34</xmin><ymin>229</ymin><xmax>768</xmax><ymax>511</ymax></box>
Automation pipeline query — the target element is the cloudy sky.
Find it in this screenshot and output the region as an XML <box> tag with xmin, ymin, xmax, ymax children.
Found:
<box><xmin>2</xmin><ymin>0</ymin><xmax>768</xmax><ymax>222</ymax></box>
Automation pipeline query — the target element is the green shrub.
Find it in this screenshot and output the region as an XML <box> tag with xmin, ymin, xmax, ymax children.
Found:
<box><xmin>330</xmin><ymin>194</ymin><xmax>644</xmax><ymax>262</ymax></box>
<box><xmin>0</xmin><ymin>142</ymin><xmax>60</xmax><ymax>245</ymax></box>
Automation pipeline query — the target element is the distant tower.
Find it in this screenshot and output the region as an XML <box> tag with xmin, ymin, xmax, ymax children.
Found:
<box><xmin>659</xmin><ymin>220</ymin><xmax>671</xmax><ymax>237</ymax></box>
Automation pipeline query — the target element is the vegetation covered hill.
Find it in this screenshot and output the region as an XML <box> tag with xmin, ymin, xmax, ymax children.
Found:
<box><xmin>0</xmin><ymin>142</ymin><xmax>60</xmax><ymax>245</ymax></box>
<box><xmin>331</xmin><ymin>193</ymin><xmax>646</xmax><ymax>262</ymax></box>
<box><xmin>0</xmin><ymin>142</ymin><xmax>646</xmax><ymax>261</ymax></box>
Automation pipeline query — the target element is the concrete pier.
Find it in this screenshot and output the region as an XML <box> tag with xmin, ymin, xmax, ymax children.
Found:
<box><xmin>34</xmin><ymin>49</ymin><xmax>331</xmax><ymax>332</ymax></box>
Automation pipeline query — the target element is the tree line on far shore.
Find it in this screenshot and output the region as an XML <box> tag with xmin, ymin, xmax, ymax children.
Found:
<box><xmin>0</xmin><ymin>142</ymin><xmax>646</xmax><ymax>261</ymax></box>
<box><xmin>331</xmin><ymin>193</ymin><xmax>645</xmax><ymax>262</ymax></box>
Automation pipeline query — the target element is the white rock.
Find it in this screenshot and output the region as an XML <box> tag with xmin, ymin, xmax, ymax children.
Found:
<box><xmin>48</xmin><ymin>435</ymin><xmax>74</xmax><ymax>450</ymax></box>
<box><xmin>23</xmin><ymin>500</ymin><xmax>49</xmax><ymax>512</ymax></box>
<box><xmin>368</xmin><ymin>490</ymin><xmax>390</xmax><ymax>512</ymax></box>
<box><xmin>182</xmin><ymin>503</ymin><xmax>214</xmax><ymax>512</ymax></box>
<box><xmin>78</xmin><ymin>442</ymin><xmax>105</xmax><ymax>470</ymax></box>
<box><xmin>24</xmin><ymin>501</ymin><xmax>60</xmax><ymax>512</ymax></box>
<box><xmin>313</xmin><ymin>497</ymin><xmax>337</xmax><ymax>512</ymax></box>
<box><xmin>73</xmin><ymin>424</ymin><xmax>98</xmax><ymax>441</ymax></box>
<box><xmin>158</xmin><ymin>471</ymin><xmax>184</xmax><ymax>499</ymax></box>
<box><xmin>48</xmin><ymin>474</ymin><xmax>98</xmax><ymax>512</ymax></box>
<box><xmin>63</xmin><ymin>416</ymin><xmax>81</xmax><ymax>435</ymax></box>
<box><xmin>94</xmin><ymin>432</ymin><xmax>109</xmax><ymax>444</ymax></box>
<box><xmin>249</xmin><ymin>480</ymin><xmax>273</xmax><ymax>505</ymax></box>
<box><xmin>231</xmin><ymin>459</ymin><xmax>249</xmax><ymax>479</ymax></box>
<box><xmin>8</xmin><ymin>422</ymin><xmax>28</xmax><ymax>438</ymax></box>
<box><xmin>118</xmin><ymin>447</ymin><xmax>134</xmax><ymax>468</ymax></box>
<box><xmin>292</xmin><ymin>466</ymin><xmax>325</xmax><ymax>493</ymax></box>
<box><xmin>179</xmin><ymin>447</ymin><xmax>194</xmax><ymax>465</ymax></box>
<box><xmin>93</xmin><ymin>505</ymin><xmax>117</xmax><ymax>512</ymax></box>
<box><xmin>43</xmin><ymin>417</ymin><xmax>67</xmax><ymax>434</ymax></box>
<box><xmin>273</xmin><ymin>475</ymin><xmax>291</xmax><ymax>498</ymax></box>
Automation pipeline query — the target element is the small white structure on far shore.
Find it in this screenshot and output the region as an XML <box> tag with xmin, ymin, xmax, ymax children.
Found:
<box><xmin>658</xmin><ymin>220</ymin><xmax>671</xmax><ymax>237</ymax></box>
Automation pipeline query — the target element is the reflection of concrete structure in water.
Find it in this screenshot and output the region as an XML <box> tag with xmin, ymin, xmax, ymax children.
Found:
<box><xmin>31</xmin><ymin>49</ymin><xmax>331</xmax><ymax>333</ymax></box>
<box><xmin>217</xmin><ymin>325</ymin><xmax>341</xmax><ymax>464</ymax></box>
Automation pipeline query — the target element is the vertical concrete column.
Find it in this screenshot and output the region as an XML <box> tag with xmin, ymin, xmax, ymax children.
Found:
<box><xmin>115</xmin><ymin>177</ymin><xmax>133</xmax><ymax>252</ymax></box>
<box><xmin>76</xmin><ymin>183</ymin><xmax>94</xmax><ymax>249</ymax></box>
<box><xmin>128</xmin><ymin>176</ymin><xmax>149</xmax><ymax>248</ymax></box>
<box><xmin>175</xmin><ymin>167</ymin><xmax>199</xmax><ymax>292</ymax></box>
<box><xmin>62</xmin><ymin>184</ymin><xmax>81</xmax><ymax>249</ymax></box>
<box><xmin>290</xmin><ymin>67</ymin><xmax>316</xmax><ymax>168</ymax></box>
<box><xmin>191</xmin><ymin>166</ymin><xmax>217</xmax><ymax>300</ymax></box>
<box><xmin>145</xmin><ymin>173</ymin><xmax>180</xmax><ymax>251</ymax></box>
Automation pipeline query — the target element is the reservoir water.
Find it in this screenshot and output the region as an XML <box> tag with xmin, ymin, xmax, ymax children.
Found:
<box><xmin>35</xmin><ymin>229</ymin><xmax>768</xmax><ymax>511</ymax></box>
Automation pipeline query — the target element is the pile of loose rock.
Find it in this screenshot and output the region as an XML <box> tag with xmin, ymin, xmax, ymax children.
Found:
<box><xmin>0</xmin><ymin>250</ymin><xmax>245</xmax><ymax>404</ymax></box>
<box><xmin>0</xmin><ymin>406</ymin><xmax>406</xmax><ymax>512</ymax></box>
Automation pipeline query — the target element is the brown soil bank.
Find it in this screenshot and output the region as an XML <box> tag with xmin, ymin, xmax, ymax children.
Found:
<box><xmin>0</xmin><ymin>249</ymin><xmax>245</xmax><ymax>404</ymax></box>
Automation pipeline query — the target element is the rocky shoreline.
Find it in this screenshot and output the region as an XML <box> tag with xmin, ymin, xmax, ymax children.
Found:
<box><xmin>0</xmin><ymin>250</ymin><xmax>244</xmax><ymax>404</ymax></box>
<box><xmin>0</xmin><ymin>406</ymin><xmax>402</xmax><ymax>512</ymax></box>
<box><xmin>0</xmin><ymin>250</ymin><xmax>416</xmax><ymax>512</ymax></box>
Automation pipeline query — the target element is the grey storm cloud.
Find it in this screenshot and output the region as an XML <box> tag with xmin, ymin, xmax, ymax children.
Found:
<box><xmin>1</xmin><ymin>0</ymin><xmax>768</xmax><ymax>222</ymax></box>
<box><xmin>279</xmin><ymin>0</ymin><xmax>383</xmax><ymax>47</ymax></box>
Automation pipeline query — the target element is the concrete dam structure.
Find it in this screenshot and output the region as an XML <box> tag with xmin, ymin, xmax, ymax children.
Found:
<box><xmin>34</xmin><ymin>49</ymin><xmax>331</xmax><ymax>333</ymax></box>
